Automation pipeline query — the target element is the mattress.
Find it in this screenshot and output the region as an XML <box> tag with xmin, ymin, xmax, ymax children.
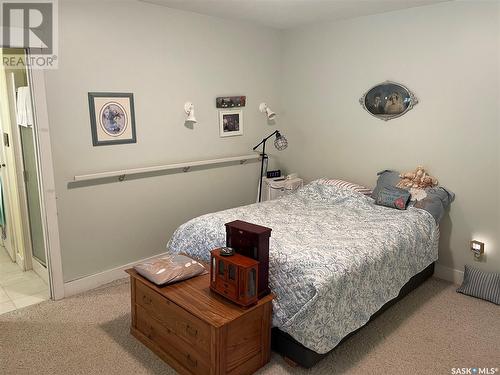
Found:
<box><xmin>167</xmin><ymin>181</ymin><xmax>439</xmax><ymax>354</ymax></box>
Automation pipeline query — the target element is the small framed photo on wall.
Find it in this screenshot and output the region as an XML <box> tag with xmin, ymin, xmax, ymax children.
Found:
<box><xmin>219</xmin><ymin>109</ymin><xmax>243</xmax><ymax>137</ymax></box>
<box><xmin>88</xmin><ymin>92</ymin><xmax>136</xmax><ymax>146</ymax></box>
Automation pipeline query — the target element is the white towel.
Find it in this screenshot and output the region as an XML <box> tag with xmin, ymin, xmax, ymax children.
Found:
<box><xmin>16</xmin><ymin>86</ymin><xmax>34</xmax><ymax>127</ymax></box>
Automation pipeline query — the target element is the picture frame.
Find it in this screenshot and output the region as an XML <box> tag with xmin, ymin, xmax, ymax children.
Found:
<box><xmin>88</xmin><ymin>92</ymin><xmax>136</xmax><ymax>146</ymax></box>
<box><xmin>219</xmin><ymin>109</ymin><xmax>243</xmax><ymax>137</ymax></box>
<box><xmin>359</xmin><ymin>81</ymin><xmax>418</xmax><ymax>121</ymax></box>
<box><xmin>216</xmin><ymin>96</ymin><xmax>246</xmax><ymax>108</ymax></box>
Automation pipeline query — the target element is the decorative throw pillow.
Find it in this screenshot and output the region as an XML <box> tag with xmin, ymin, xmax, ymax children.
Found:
<box><xmin>371</xmin><ymin>170</ymin><xmax>401</xmax><ymax>199</ymax></box>
<box><xmin>375</xmin><ymin>186</ymin><xmax>411</xmax><ymax>210</ymax></box>
<box><xmin>134</xmin><ymin>254</ymin><xmax>207</xmax><ymax>286</ymax></box>
<box><xmin>411</xmin><ymin>187</ymin><xmax>455</xmax><ymax>223</ymax></box>
<box><xmin>457</xmin><ymin>265</ymin><xmax>500</xmax><ymax>305</ymax></box>
<box><xmin>371</xmin><ymin>170</ymin><xmax>455</xmax><ymax>223</ymax></box>
<box><xmin>317</xmin><ymin>178</ymin><xmax>372</xmax><ymax>196</ymax></box>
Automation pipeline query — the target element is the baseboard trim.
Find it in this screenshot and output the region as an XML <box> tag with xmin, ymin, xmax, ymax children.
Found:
<box><xmin>63</xmin><ymin>256</ymin><xmax>465</xmax><ymax>297</ymax></box>
<box><xmin>64</xmin><ymin>253</ymin><xmax>164</xmax><ymax>298</ymax></box>
<box><xmin>434</xmin><ymin>263</ymin><xmax>464</xmax><ymax>285</ymax></box>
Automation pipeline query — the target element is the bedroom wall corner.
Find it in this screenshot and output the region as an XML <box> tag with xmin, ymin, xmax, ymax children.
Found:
<box><xmin>278</xmin><ymin>0</ymin><xmax>500</xmax><ymax>282</ymax></box>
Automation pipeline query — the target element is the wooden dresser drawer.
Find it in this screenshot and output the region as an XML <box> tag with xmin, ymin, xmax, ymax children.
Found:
<box><xmin>135</xmin><ymin>281</ymin><xmax>210</xmax><ymax>357</ymax></box>
<box><xmin>135</xmin><ymin>305</ymin><xmax>210</xmax><ymax>375</ymax></box>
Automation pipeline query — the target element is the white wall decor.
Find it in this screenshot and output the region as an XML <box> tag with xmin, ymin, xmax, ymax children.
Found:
<box><xmin>219</xmin><ymin>109</ymin><xmax>243</xmax><ymax>137</ymax></box>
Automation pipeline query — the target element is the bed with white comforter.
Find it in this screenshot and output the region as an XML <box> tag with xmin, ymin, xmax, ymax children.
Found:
<box><xmin>167</xmin><ymin>181</ymin><xmax>439</xmax><ymax>354</ymax></box>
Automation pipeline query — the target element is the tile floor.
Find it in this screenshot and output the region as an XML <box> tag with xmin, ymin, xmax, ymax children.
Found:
<box><xmin>0</xmin><ymin>247</ymin><xmax>49</xmax><ymax>315</ymax></box>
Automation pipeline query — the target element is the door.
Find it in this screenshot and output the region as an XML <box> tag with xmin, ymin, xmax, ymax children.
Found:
<box><xmin>1</xmin><ymin>58</ymin><xmax>30</xmax><ymax>271</ymax></box>
<box><xmin>19</xmin><ymin>126</ymin><xmax>45</xmax><ymax>265</ymax></box>
<box><xmin>0</xmin><ymin>111</ymin><xmax>15</xmax><ymax>261</ymax></box>
<box><xmin>0</xmin><ymin>53</ymin><xmax>25</xmax><ymax>264</ymax></box>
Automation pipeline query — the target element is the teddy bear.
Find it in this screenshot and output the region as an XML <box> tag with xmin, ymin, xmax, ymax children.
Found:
<box><xmin>397</xmin><ymin>166</ymin><xmax>438</xmax><ymax>190</ymax></box>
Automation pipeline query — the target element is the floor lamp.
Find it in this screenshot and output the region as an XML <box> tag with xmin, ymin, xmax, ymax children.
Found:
<box><xmin>252</xmin><ymin>130</ymin><xmax>288</xmax><ymax>202</ymax></box>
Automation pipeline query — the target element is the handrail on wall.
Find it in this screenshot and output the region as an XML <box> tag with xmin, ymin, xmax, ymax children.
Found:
<box><xmin>73</xmin><ymin>153</ymin><xmax>260</xmax><ymax>182</ymax></box>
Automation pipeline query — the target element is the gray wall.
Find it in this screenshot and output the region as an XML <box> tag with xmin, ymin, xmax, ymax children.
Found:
<box><xmin>44</xmin><ymin>1</ymin><xmax>282</xmax><ymax>282</ymax></box>
<box><xmin>45</xmin><ymin>0</ymin><xmax>499</xmax><ymax>282</ymax></box>
<box><xmin>279</xmin><ymin>1</ymin><xmax>500</xmax><ymax>274</ymax></box>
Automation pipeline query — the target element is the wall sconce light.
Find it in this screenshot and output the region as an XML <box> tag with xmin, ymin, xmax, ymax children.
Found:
<box><xmin>184</xmin><ymin>102</ymin><xmax>197</xmax><ymax>123</ymax></box>
<box><xmin>470</xmin><ymin>240</ymin><xmax>485</xmax><ymax>259</ymax></box>
<box><xmin>259</xmin><ymin>102</ymin><xmax>277</xmax><ymax>120</ymax></box>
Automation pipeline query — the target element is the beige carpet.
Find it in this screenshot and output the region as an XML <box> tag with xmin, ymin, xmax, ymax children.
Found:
<box><xmin>0</xmin><ymin>277</ymin><xmax>498</xmax><ymax>375</ymax></box>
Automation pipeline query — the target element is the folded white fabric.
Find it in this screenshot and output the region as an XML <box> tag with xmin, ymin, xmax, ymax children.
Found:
<box><xmin>16</xmin><ymin>86</ymin><xmax>34</xmax><ymax>127</ymax></box>
<box><xmin>134</xmin><ymin>254</ymin><xmax>207</xmax><ymax>286</ymax></box>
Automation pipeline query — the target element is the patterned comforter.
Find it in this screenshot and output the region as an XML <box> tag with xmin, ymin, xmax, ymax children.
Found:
<box><xmin>167</xmin><ymin>181</ymin><xmax>439</xmax><ymax>354</ymax></box>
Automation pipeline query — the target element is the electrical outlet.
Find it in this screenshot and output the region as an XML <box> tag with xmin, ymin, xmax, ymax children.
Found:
<box><xmin>470</xmin><ymin>240</ymin><xmax>484</xmax><ymax>260</ymax></box>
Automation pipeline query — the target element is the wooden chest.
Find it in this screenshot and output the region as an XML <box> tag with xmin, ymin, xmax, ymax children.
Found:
<box><xmin>126</xmin><ymin>269</ymin><xmax>273</xmax><ymax>375</ymax></box>
<box><xmin>225</xmin><ymin>220</ymin><xmax>271</xmax><ymax>298</ymax></box>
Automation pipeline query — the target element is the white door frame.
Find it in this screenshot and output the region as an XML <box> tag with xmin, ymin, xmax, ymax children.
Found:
<box><xmin>26</xmin><ymin>49</ymin><xmax>64</xmax><ymax>300</ymax></box>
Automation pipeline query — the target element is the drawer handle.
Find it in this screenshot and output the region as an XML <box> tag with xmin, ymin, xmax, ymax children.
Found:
<box><xmin>186</xmin><ymin>325</ymin><xmax>198</xmax><ymax>337</ymax></box>
<box><xmin>142</xmin><ymin>295</ymin><xmax>152</xmax><ymax>305</ymax></box>
<box><xmin>186</xmin><ymin>354</ymin><xmax>197</xmax><ymax>368</ymax></box>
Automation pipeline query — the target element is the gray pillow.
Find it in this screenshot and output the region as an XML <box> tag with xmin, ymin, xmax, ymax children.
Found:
<box><xmin>412</xmin><ymin>187</ymin><xmax>455</xmax><ymax>223</ymax></box>
<box><xmin>457</xmin><ymin>265</ymin><xmax>500</xmax><ymax>305</ymax></box>
<box><xmin>371</xmin><ymin>170</ymin><xmax>401</xmax><ymax>199</ymax></box>
<box><xmin>375</xmin><ymin>186</ymin><xmax>411</xmax><ymax>210</ymax></box>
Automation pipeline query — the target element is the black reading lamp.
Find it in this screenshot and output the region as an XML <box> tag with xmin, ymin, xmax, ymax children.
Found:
<box><xmin>253</xmin><ymin>130</ymin><xmax>288</xmax><ymax>202</ymax></box>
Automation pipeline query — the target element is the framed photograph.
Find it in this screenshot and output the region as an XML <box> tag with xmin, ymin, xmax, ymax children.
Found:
<box><xmin>219</xmin><ymin>109</ymin><xmax>243</xmax><ymax>137</ymax></box>
<box><xmin>359</xmin><ymin>81</ymin><xmax>418</xmax><ymax>121</ymax></box>
<box><xmin>88</xmin><ymin>92</ymin><xmax>136</xmax><ymax>146</ymax></box>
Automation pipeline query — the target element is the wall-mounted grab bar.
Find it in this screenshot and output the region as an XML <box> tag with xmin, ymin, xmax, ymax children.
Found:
<box><xmin>73</xmin><ymin>154</ymin><xmax>260</xmax><ymax>182</ymax></box>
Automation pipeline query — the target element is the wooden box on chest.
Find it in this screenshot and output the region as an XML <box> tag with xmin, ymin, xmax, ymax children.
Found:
<box><xmin>225</xmin><ymin>220</ymin><xmax>271</xmax><ymax>298</ymax></box>
<box><xmin>210</xmin><ymin>248</ymin><xmax>259</xmax><ymax>307</ymax></box>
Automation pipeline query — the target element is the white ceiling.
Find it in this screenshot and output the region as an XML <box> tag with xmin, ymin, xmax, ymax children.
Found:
<box><xmin>140</xmin><ymin>0</ymin><xmax>449</xmax><ymax>29</ymax></box>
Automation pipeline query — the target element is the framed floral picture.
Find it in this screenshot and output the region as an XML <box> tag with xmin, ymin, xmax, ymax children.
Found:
<box><xmin>219</xmin><ymin>109</ymin><xmax>243</xmax><ymax>137</ymax></box>
<box><xmin>88</xmin><ymin>92</ymin><xmax>136</xmax><ymax>146</ymax></box>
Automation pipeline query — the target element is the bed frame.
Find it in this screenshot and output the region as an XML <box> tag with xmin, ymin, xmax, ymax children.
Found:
<box><xmin>271</xmin><ymin>262</ymin><xmax>435</xmax><ymax>368</ymax></box>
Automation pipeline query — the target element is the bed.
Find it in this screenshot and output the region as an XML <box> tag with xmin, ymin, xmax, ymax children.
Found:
<box><xmin>167</xmin><ymin>180</ymin><xmax>439</xmax><ymax>367</ymax></box>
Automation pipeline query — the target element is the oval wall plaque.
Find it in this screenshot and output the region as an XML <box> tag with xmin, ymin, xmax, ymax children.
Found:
<box><xmin>359</xmin><ymin>81</ymin><xmax>418</xmax><ymax>121</ymax></box>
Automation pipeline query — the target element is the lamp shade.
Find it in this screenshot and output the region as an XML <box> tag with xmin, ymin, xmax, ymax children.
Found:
<box><xmin>274</xmin><ymin>132</ymin><xmax>288</xmax><ymax>151</ymax></box>
<box><xmin>184</xmin><ymin>102</ymin><xmax>197</xmax><ymax>123</ymax></box>
<box><xmin>259</xmin><ymin>102</ymin><xmax>277</xmax><ymax>120</ymax></box>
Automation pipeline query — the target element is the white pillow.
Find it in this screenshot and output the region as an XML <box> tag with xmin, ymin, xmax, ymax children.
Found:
<box><xmin>316</xmin><ymin>178</ymin><xmax>372</xmax><ymax>196</ymax></box>
<box><xmin>134</xmin><ymin>254</ymin><xmax>207</xmax><ymax>286</ymax></box>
